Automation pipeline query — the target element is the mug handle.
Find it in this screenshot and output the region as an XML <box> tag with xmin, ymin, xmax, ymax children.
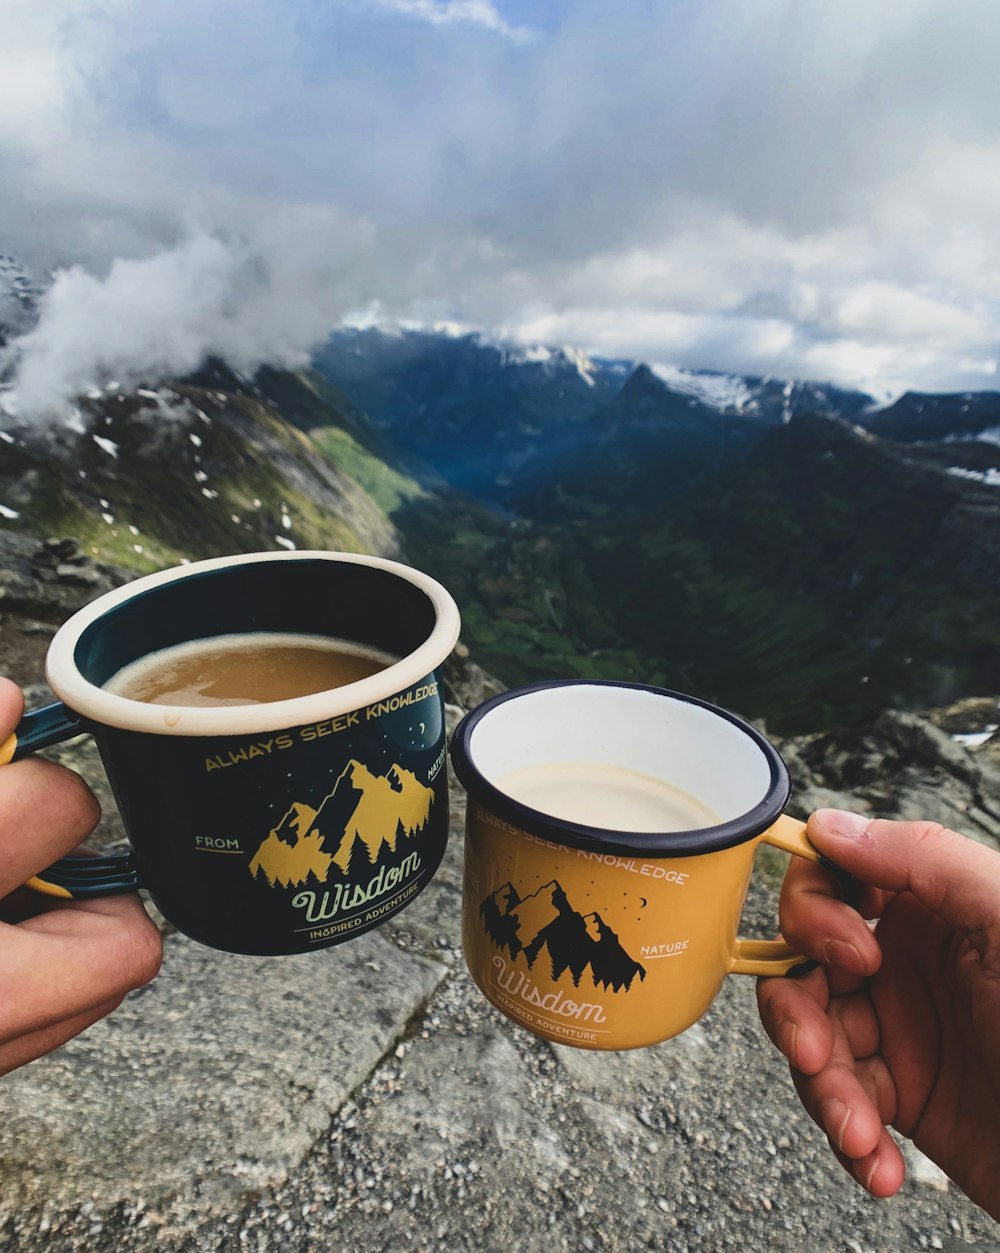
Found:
<box><xmin>1</xmin><ymin>702</ymin><xmax>142</xmax><ymax>899</ymax></box>
<box><xmin>728</xmin><ymin>813</ymin><xmax>858</xmax><ymax>978</ymax></box>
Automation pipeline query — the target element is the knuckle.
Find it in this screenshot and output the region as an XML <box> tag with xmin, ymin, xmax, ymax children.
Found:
<box><xmin>58</xmin><ymin>768</ymin><xmax>102</xmax><ymax>837</ymax></box>
<box><xmin>117</xmin><ymin>912</ymin><xmax>163</xmax><ymax>990</ymax></box>
<box><xmin>906</xmin><ymin>820</ymin><xmax>949</xmax><ymax>847</ymax></box>
<box><xmin>22</xmin><ymin>759</ymin><xmax>101</xmax><ymax>838</ymax></box>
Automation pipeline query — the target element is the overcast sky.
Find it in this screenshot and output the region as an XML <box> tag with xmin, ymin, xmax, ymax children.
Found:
<box><xmin>4</xmin><ymin>0</ymin><xmax>1000</xmax><ymax>412</ymax></box>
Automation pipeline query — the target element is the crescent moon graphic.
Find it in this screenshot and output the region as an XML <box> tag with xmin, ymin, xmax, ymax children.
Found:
<box><xmin>639</xmin><ymin>897</ymin><xmax>647</xmax><ymax>908</ymax></box>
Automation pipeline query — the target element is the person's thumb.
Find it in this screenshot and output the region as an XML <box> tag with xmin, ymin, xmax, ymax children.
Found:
<box><xmin>808</xmin><ymin>809</ymin><xmax>1000</xmax><ymax>937</ymax></box>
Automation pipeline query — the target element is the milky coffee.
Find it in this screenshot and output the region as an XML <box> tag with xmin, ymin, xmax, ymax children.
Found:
<box><xmin>497</xmin><ymin>761</ymin><xmax>720</xmax><ymax>833</ymax></box>
<box><xmin>104</xmin><ymin>632</ymin><xmax>394</xmax><ymax>707</ymax></box>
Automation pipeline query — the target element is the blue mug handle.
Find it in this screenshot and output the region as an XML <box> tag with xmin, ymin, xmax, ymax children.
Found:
<box><xmin>1</xmin><ymin>703</ymin><xmax>142</xmax><ymax>899</ymax></box>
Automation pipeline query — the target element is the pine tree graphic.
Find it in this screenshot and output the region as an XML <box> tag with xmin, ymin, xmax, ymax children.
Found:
<box><xmin>248</xmin><ymin>759</ymin><xmax>435</xmax><ymax>889</ymax></box>
<box><xmin>481</xmin><ymin>882</ymin><xmax>523</xmax><ymax>956</ymax></box>
<box><xmin>480</xmin><ymin>879</ymin><xmax>647</xmax><ymax>992</ymax></box>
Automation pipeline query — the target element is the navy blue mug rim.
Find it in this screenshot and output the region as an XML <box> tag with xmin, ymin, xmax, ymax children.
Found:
<box><xmin>450</xmin><ymin>680</ymin><xmax>791</xmax><ymax>858</ymax></box>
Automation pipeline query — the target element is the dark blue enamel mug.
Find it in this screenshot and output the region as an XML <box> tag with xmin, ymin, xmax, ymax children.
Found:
<box><xmin>1</xmin><ymin>551</ymin><xmax>460</xmax><ymax>955</ymax></box>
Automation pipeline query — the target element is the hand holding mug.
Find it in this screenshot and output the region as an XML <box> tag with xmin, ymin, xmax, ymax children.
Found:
<box><xmin>0</xmin><ymin>678</ymin><xmax>162</xmax><ymax>1075</ymax></box>
<box><xmin>756</xmin><ymin>808</ymin><xmax>1000</xmax><ymax>1219</ymax></box>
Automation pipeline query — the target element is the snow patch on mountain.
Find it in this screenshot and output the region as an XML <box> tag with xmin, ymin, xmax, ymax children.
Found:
<box><xmin>650</xmin><ymin>364</ymin><xmax>756</xmax><ymax>413</ymax></box>
<box><xmin>500</xmin><ymin>341</ymin><xmax>598</xmax><ymax>386</ymax></box>
<box><xmin>92</xmin><ymin>434</ymin><xmax>119</xmax><ymax>458</ymax></box>
<box><xmin>561</xmin><ymin>345</ymin><xmax>597</xmax><ymax>387</ymax></box>
<box><xmin>947</xmin><ymin>464</ymin><xmax>1000</xmax><ymax>487</ymax></box>
<box><xmin>0</xmin><ymin>256</ymin><xmax>42</xmax><ymax>345</ymax></box>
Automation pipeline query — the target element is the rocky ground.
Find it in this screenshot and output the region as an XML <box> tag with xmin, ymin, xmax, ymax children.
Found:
<box><xmin>0</xmin><ymin>536</ymin><xmax>998</xmax><ymax>1251</ymax></box>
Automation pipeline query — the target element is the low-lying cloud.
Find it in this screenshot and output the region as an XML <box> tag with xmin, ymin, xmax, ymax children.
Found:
<box><xmin>3</xmin><ymin>210</ymin><xmax>375</xmax><ymax>416</ymax></box>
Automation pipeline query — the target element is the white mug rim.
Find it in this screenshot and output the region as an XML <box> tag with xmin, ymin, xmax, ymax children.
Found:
<box><xmin>45</xmin><ymin>550</ymin><xmax>461</xmax><ymax>737</ymax></box>
<box><xmin>450</xmin><ymin>680</ymin><xmax>790</xmax><ymax>857</ymax></box>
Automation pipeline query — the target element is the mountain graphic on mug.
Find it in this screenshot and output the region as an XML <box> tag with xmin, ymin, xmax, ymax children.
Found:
<box><xmin>481</xmin><ymin>880</ymin><xmax>647</xmax><ymax>993</ymax></box>
<box><xmin>248</xmin><ymin>760</ymin><xmax>434</xmax><ymax>889</ymax></box>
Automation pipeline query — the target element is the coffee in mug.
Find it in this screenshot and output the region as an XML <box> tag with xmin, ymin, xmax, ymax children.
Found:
<box><xmin>452</xmin><ymin>681</ymin><xmax>851</xmax><ymax>1051</ymax></box>
<box><xmin>496</xmin><ymin>762</ymin><xmax>720</xmax><ymax>832</ymax></box>
<box><xmin>104</xmin><ymin>633</ymin><xmax>392</xmax><ymax>707</ymax></box>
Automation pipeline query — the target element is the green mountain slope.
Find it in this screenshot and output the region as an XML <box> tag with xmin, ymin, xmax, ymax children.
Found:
<box><xmin>596</xmin><ymin>413</ymin><xmax>1000</xmax><ymax>729</ymax></box>
<box><xmin>0</xmin><ymin>366</ymin><xmax>402</xmax><ymax>572</ymax></box>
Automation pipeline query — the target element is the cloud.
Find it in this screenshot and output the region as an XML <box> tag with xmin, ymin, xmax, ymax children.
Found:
<box><xmin>3</xmin><ymin>0</ymin><xmax>1000</xmax><ymax>414</ymax></box>
<box><xmin>3</xmin><ymin>209</ymin><xmax>376</xmax><ymax>416</ymax></box>
<box><xmin>368</xmin><ymin>0</ymin><xmax>536</xmax><ymax>42</ymax></box>
<box><xmin>483</xmin><ymin>213</ymin><xmax>1000</xmax><ymax>396</ymax></box>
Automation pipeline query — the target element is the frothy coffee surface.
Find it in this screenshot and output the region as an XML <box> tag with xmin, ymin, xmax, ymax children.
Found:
<box><xmin>497</xmin><ymin>761</ymin><xmax>720</xmax><ymax>833</ymax></box>
<box><xmin>104</xmin><ymin>633</ymin><xmax>393</xmax><ymax>707</ymax></box>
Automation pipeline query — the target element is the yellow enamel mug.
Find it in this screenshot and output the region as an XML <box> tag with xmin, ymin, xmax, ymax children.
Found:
<box><xmin>450</xmin><ymin>681</ymin><xmax>843</xmax><ymax>1051</ymax></box>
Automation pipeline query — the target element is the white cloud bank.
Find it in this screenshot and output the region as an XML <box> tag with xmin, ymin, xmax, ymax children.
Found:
<box><xmin>3</xmin><ymin>0</ymin><xmax>1000</xmax><ymax>415</ymax></box>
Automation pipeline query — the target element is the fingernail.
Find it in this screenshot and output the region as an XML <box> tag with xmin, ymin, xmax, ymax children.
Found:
<box><xmin>863</xmin><ymin>1159</ymin><xmax>880</xmax><ymax>1192</ymax></box>
<box><xmin>815</xmin><ymin>809</ymin><xmax>873</xmax><ymax>841</ymax></box>
<box><xmin>822</xmin><ymin>938</ymin><xmax>865</xmax><ymax>971</ymax></box>
<box><xmin>777</xmin><ymin>1017</ymin><xmax>797</xmax><ymax>1059</ymax></box>
<box><xmin>821</xmin><ymin>1098</ymin><xmax>851</xmax><ymax>1150</ymax></box>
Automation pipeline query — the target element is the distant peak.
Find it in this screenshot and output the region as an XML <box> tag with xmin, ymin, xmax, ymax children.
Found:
<box><xmin>650</xmin><ymin>363</ymin><xmax>755</xmax><ymax>413</ymax></box>
<box><xmin>0</xmin><ymin>255</ymin><xmax>43</xmax><ymax>348</ymax></box>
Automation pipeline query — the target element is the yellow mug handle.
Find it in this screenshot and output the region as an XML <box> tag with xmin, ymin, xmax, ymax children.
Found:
<box><xmin>729</xmin><ymin>813</ymin><xmax>853</xmax><ymax>978</ymax></box>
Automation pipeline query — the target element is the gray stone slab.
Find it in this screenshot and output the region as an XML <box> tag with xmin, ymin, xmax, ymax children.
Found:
<box><xmin>551</xmin><ymin>1021</ymin><xmax>710</xmax><ymax>1099</ymax></box>
<box><xmin>286</xmin><ymin>888</ymin><xmax>996</xmax><ymax>1253</ymax></box>
<box><xmin>0</xmin><ymin>927</ymin><xmax>446</xmax><ymax>1225</ymax></box>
